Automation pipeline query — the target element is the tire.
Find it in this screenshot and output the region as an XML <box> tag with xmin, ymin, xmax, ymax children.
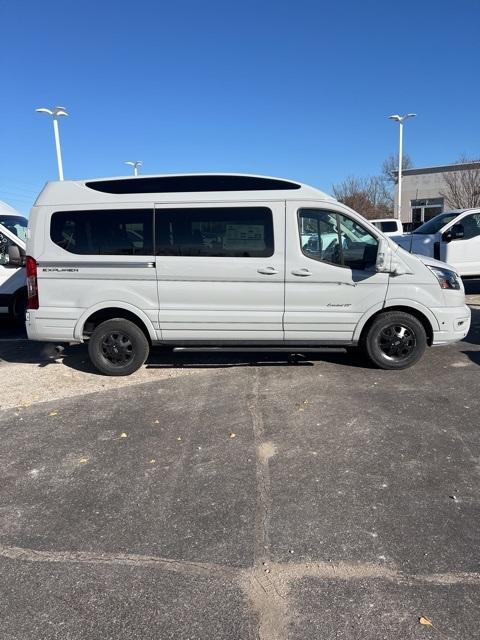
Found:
<box><xmin>362</xmin><ymin>311</ymin><xmax>427</xmax><ymax>370</ymax></box>
<box><xmin>9</xmin><ymin>289</ymin><xmax>27</xmax><ymax>323</ymax></box>
<box><xmin>88</xmin><ymin>318</ymin><xmax>150</xmax><ymax>376</ymax></box>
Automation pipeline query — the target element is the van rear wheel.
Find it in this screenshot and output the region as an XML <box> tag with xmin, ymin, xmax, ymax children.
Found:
<box><xmin>88</xmin><ymin>318</ymin><xmax>149</xmax><ymax>376</ymax></box>
<box><xmin>363</xmin><ymin>311</ymin><xmax>426</xmax><ymax>370</ymax></box>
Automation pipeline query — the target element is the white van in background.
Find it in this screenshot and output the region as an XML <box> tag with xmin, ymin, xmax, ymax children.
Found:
<box><xmin>371</xmin><ymin>218</ymin><xmax>403</xmax><ymax>236</ymax></box>
<box><xmin>392</xmin><ymin>209</ymin><xmax>480</xmax><ymax>277</ymax></box>
<box><xmin>0</xmin><ymin>201</ymin><xmax>28</xmax><ymax>319</ymax></box>
<box><xmin>18</xmin><ymin>174</ymin><xmax>470</xmax><ymax>375</ymax></box>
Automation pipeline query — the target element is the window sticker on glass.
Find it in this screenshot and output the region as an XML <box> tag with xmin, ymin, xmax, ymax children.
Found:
<box><xmin>223</xmin><ymin>224</ymin><xmax>266</xmax><ymax>250</ymax></box>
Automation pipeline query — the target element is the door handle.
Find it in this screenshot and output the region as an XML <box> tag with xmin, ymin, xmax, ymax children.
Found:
<box><xmin>337</xmin><ymin>281</ymin><xmax>356</xmax><ymax>287</ymax></box>
<box><xmin>291</xmin><ymin>268</ymin><xmax>312</xmax><ymax>277</ymax></box>
<box><xmin>257</xmin><ymin>266</ymin><xmax>279</xmax><ymax>275</ymax></box>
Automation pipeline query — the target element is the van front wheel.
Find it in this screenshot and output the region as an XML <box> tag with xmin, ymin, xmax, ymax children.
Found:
<box><xmin>88</xmin><ymin>318</ymin><xmax>149</xmax><ymax>376</ymax></box>
<box><xmin>363</xmin><ymin>311</ymin><xmax>427</xmax><ymax>370</ymax></box>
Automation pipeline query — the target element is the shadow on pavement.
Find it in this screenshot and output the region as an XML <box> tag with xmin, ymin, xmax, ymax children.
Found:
<box><xmin>461</xmin><ymin>350</ymin><xmax>480</xmax><ymax>366</ymax></box>
<box><xmin>0</xmin><ymin>337</ymin><xmax>374</xmax><ymax>374</ymax></box>
<box><xmin>464</xmin><ymin>278</ymin><xmax>480</xmax><ymax>295</ymax></box>
<box><xmin>463</xmin><ymin>307</ymin><xmax>480</xmax><ymax>346</ymax></box>
<box><xmin>144</xmin><ymin>348</ymin><xmax>373</xmax><ymax>371</ymax></box>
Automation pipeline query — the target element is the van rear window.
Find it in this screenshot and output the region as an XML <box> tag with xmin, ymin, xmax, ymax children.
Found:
<box><xmin>50</xmin><ymin>210</ymin><xmax>154</xmax><ymax>255</ymax></box>
<box><xmin>379</xmin><ymin>221</ymin><xmax>397</xmax><ymax>232</ymax></box>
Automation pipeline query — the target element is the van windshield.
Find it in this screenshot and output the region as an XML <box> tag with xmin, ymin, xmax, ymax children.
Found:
<box><xmin>413</xmin><ymin>212</ymin><xmax>458</xmax><ymax>235</ymax></box>
<box><xmin>0</xmin><ymin>215</ymin><xmax>27</xmax><ymax>241</ymax></box>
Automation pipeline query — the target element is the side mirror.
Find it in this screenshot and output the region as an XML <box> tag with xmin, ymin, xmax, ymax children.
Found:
<box><xmin>375</xmin><ymin>238</ymin><xmax>392</xmax><ymax>273</ymax></box>
<box><xmin>443</xmin><ymin>224</ymin><xmax>464</xmax><ymax>242</ymax></box>
<box><xmin>376</xmin><ymin>238</ymin><xmax>413</xmax><ymax>275</ymax></box>
<box><xmin>8</xmin><ymin>244</ymin><xmax>26</xmax><ymax>267</ymax></box>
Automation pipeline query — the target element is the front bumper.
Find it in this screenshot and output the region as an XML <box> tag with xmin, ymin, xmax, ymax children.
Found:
<box><xmin>431</xmin><ymin>305</ymin><xmax>471</xmax><ymax>345</ymax></box>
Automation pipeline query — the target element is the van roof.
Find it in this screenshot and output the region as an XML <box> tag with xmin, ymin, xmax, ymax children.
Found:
<box><xmin>34</xmin><ymin>173</ymin><xmax>336</xmax><ymax>206</ymax></box>
<box><xmin>0</xmin><ymin>200</ymin><xmax>24</xmax><ymax>217</ymax></box>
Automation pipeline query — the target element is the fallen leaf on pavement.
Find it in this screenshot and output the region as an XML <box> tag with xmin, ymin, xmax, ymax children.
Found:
<box><xmin>119</xmin><ymin>432</ymin><xmax>128</xmax><ymax>439</ymax></box>
<box><xmin>79</xmin><ymin>458</ymin><xmax>88</xmax><ymax>464</ymax></box>
<box><xmin>229</xmin><ymin>432</ymin><xmax>236</xmax><ymax>438</ymax></box>
<box><xmin>419</xmin><ymin>616</ymin><xmax>433</xmax><ymax>626</ymax></box>
<box><xmin>49</xmin><ymin>412</ymin><xmax>58</xmax><ymax>416</ymax></box>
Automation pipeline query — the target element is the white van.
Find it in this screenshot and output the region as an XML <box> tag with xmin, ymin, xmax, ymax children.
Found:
<box><xmin>392</xmin><ymin>209</ymin><xmax>480</xmax><ymax>277</ymax></box>
<box><xmin>18</xmin><ymin>174</ymin><xmax>470</xmax><ymax>375</ymax></box>
<box><xmin>0</xmin><ymin>201</ymin><xmax>28</xmax><ymax>319</ymax></box>
<box><xmin>371</xmin><ymin>218</ymin><xmax>403</xmax><ymax>236</ymax></box>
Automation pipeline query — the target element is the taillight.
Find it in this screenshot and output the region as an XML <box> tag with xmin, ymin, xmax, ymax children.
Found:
<box><xmin>26</xmin><ymin>256</ymin><xmax>39</xmax><ymax>310</ymax></box>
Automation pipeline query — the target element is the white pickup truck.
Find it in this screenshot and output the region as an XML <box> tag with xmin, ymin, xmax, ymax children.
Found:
<box><xmin>370</xmin><ymin>218</ymin><xmax>403</xmax><ymax>236</ymax></box>
<box><xmin>391</xmin><ymin>209</ymin><xmax>480</xmax><ymax>277</ymax></box>
<box><xmin>0</xmin><ymin>201</ymin><xmax>28</xmax><ymax>319</ymax></box>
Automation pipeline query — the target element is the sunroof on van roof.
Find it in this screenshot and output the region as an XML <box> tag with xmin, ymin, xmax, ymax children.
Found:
<box><xmin>85</xmin><ymin>175</ymin><xmax>301</xmax><ymax>194</ymax></box>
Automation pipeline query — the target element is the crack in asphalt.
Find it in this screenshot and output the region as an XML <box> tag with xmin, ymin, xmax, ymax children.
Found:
<box><xmin>2</xmin><ymin>542</ymin><xmax>479</xmax><ymax>586</ymax></box>
<box><xmin>1</xmin><ymin>540</ymin><xmax>479</xmax><ymax>640</ymax></box>
<box><xmin>249</xmin><ymin>369</ymin><xmax>272</xmax><ymax>567</ymax></box>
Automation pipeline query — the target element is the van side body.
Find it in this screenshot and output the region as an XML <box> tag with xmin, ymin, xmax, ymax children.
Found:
<box><xmin>0</xmin><ymin>204</ymin><xmax>28</xmax><ymax>318</ymax></box>
<box><xmin>25</xmin><ymin>175</ymin><xmax>471</xmax><ymax>374</ymax></box>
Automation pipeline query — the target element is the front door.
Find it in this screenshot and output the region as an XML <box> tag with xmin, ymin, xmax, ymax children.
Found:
<box><xmin>155</xmin><ymin>201</ymin><xmax>285</xmax><ymax>342</ymax></box>
<box><xmin>284</xmin><ymin>203</ymin><xmax>389</xmax><ymax>342</ymax></box>
<box><xmin>443</xmin><ymin>212</ymin><xmax>480</xmax><ymax>276</ymax></box>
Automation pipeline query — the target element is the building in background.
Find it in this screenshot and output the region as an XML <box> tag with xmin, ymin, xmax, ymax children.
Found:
<box><xmin>394</xmin><ymin>161</ymin><xmax>480</xmax><ymax>228</ymax></box>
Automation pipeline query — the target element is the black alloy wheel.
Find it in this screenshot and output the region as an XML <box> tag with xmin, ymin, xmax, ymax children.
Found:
<box><xmin>88</xmin><ymin>318</ymin><xmax>150</xmax><ymax>376</ymax></box>
<box><xmin>362</xmin><ymin>311</ymin><xmax>427</xmax><ymax>370</ymax></box>
<box><xmin>377</xmin><ymin>323</ymin><xmax>416</xmax><ymax>362</ymax></box>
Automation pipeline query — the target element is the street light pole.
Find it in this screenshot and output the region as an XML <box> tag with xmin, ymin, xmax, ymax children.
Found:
<box><xmin>36</xmin><ymin>106</ymin><xmax>69</xmax><ymax>181</ymax></box>
<box><xmin>388</xmin><ymin>113</ymin><xmax>416</xmax><ymax>220</ymax></box>
<box><xmin>125</xmin><ymin>160</ymin><xmax>143</xmax><ymax>176</ymax></box>
<box><xmin>397</xmin><ymin>119</ymin><xmax>403</xmax><ymax>221</ymax></box>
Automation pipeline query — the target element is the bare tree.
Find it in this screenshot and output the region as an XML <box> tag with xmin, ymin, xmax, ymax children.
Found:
<box><xmin>332</xmin><ymin>175</ymin><xmax>392</xmax><ymax>219</ymax></box>
<box><xmin>382</xmin><ymin>153</ymin><xmax>413</xmax><ymax>184</ymax></box>
<box><xmin>440</xmin><ymin>157</ymin><xmax>480</xmax><ymax>209</ymax></box>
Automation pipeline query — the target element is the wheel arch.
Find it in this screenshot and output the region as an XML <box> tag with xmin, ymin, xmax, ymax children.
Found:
<box><xmin>74</xmin><ymin>302</ymin><xmax>157</xmax><ymax>344</ymax></box>
<box><xmin>354</xmin><ymin>302</ymin><xmax>437</xmax><ymax>347</ymax></box>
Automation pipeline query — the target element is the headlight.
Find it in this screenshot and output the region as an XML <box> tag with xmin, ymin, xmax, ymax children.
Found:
<box><xmin>427</xmin><ymin>266</ymin><xmax>461</xmax><ymax>290</ymax></box>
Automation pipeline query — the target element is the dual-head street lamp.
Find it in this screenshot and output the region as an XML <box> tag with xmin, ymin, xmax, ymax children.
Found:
<box><xmin>125</xmin><ymin>160</ymin><xmax>143</xmax><ymax>176</ymax></box>
<box><xmin>388</xmin><ymin>113</ymin><xmax>416</xmax><ymax>220</ymax></box>
<box><xmin>36</xmin><ymin>108</ymin><xmax>146</xmax><ymax>181</ymax></box>
<box><xmin>36</xmin><ymin>106</ymin><xmax>69</xmax><ymax>181</ymax></box>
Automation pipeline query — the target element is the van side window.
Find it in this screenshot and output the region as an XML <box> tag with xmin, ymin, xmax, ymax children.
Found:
<box><xmin>298</xmin><ymin>209</ymin><xmax>378</xmax><ymax>270</ymax></box>
<box><xmin>0</xmin><ymin>232</ymin><xmax>14</xmax><ymax>265</ymax></box>
<box><xmin>155</xmin><ymin>207</ymin><xmax>274</xmax><ymax>257</ymax></box>
<box><xmin>50</xmin><ymin>210</ymin><xmax>154</xmax><ymax>255</ymax></box>
<box><xmin>459</xmin><ymin>213</ymin><xmax>480</xmax><ymax>240</ymax></box>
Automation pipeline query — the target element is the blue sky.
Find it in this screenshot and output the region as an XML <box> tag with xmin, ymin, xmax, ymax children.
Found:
<box><xmin>1</xmin><ymin>0</ymin><xmax>479</xmax><ymax>214</ymax></box>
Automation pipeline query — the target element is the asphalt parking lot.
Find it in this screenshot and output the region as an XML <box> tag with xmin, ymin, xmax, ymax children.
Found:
<box><xmin>1</xmin><ymin>283</ymin><xmax>479</xmax><ymax>639</ymax></box>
